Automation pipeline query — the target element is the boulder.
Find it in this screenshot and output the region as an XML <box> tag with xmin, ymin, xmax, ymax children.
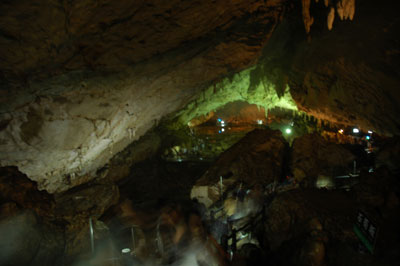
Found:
<box><xmin>291</xmin><ymin>133</ymin><xmax>355</xmax><ymax>186</ymax></box>
<box><xmin>0</xmin><ymin>167</ymin><xmax>55</xmax><ymax>218</ymax></box>
<box><xmin>0</xmin><ymin>211</ymin><xmax>64</xmax><ymax>266</ymax></box>
<box><xmin>264</xmin><ymin>189</ymin><xmax>360</xmax><ymax>266</ymax></box>
<box><xmin>191</xmin><ymin>129</ymin><xmax>288</xmax><ymax>208</ymax></box>
<box><xmin>0</xmin><ymin>211</ymin><xmax>41</xmax><ymax>266</ymax></box>
<box><xmin>53</xmin><ymin>180</ymin><xmax>119</xmax><ymax>259</ymax></box>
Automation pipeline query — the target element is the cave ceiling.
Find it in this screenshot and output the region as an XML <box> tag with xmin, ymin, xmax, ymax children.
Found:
<box><xmin>0</xmin><ymin>0</ymin><xmax>399</xmax><ymax>193</ymax></box>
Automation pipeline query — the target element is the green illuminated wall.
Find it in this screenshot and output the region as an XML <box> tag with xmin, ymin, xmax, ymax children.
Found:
<box><xmin>175</xmin><ymin>66</ymin><xmax>298</xmax><ymax>125</ymax></box>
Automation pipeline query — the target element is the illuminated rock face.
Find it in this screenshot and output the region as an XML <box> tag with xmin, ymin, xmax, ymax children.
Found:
<box><xmin>0</xmin><ymin>0</ymin><xmax>285</xmax><ymax>192</ymax></box>
<box><xmin>0</xmin><ymin>0</ymin><xmax>399</xmax><ymax>192</ymax></box>
<box><xmin>287</xmin><ymin>0</ymin><xmax>400</xmax><ymax>135</ymax></box>
<box><xmin>174</xmin><ymin>66</ymin><xmax>298</xmax><ymax>127</ymax></box>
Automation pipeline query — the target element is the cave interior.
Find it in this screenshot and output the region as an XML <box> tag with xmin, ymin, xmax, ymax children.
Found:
<box><xmin>0</xmin><ymin>0</ymin><xmax>399</xmax><ymax>266</ymax></box>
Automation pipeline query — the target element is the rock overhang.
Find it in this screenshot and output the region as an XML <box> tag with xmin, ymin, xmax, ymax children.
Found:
<box><xmin>0</xmin><ymin>0</ymin><xmax>399</xmax><ymax>193</ymax></box>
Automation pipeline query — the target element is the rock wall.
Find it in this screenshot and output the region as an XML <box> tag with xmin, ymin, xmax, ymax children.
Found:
<box><xmin>261</xmin><ymin>0</ymin><xmax>400</xmax><ymax>135</ymax></box>
<box><xmin>0</xmin><ymin>0</ymin><xmax>399</xmax><ymax>192</ymax></box>
<box><xmin>0</xmin><ymin>0</ymin><xmax>286</xmax><ymax>192</ymax></box>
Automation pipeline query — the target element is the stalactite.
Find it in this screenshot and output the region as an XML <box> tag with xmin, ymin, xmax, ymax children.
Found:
<box><xmin>336</xmin><ymin>0</ymin><xmax>355</xmax><ymax>21</ymax></box>
<box><xmin>327</xmin><ymin>7</ymin><xmax>335</xmax><ymax>30</ymax></box>
<box><xmin>302</xmin><ymin>0</ymin><xmax>314</xmax><ymax>33</ymax></box>
<box><xmin>128</xmin><ymin>128</ymin><xmax>135</xmax><ymax>140</ymax></box>
<box><xmin>303</xmin><ymin>0</ymin><xmax>355</xmax><ymax>32</ymax></box>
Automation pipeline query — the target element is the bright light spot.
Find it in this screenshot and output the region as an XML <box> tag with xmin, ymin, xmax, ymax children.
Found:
<box><xmin>353</xmin><ymin>128</ymin><xmax>360</xmax><ymax>133</ymax></box>
<box><xmin>366</xmin><ymin>136</ymin><xmax>370</xmax><ymax>140</ymax></box>
<box><xmin>221</xmin><ymin>128</ymin><xmax>225</xmax><ymax>132</ymax></box>
<box><xmin>218</xmin><ymin>130</ymin><xmax>222</xmax><ymax>134</ymax></box>
<box><xmin>221</xmin><ymin>120</ymin><xmax>225</xmax><ymax>127</ymax></box>
<box><xmin>285</xmin><ymin>128</ymin><xmax>292</xmax><ymax>134</ymax></box>
<box><xmin>217</xmin><ymin>118</ymin><xmax>222</xmax><ymax>122</ymax></box>
<box><xmin>316</xmin><ymin>175</ymin><xmax>334</xmax><ymax>189</ymax></box>
<box><xmin>122</xmin><ymin>248</ymin><xmax>131</xmax><ymax>254</ymax></box>
<box><xmin>257</xmin><ymin>120</ymin><xmax>263</xmax><ymax>125</ymax></box>
<box><xmin>368</xmin><ymin>130</ymin><xmax>373</xmax><ymax>134</ymax></box>
<box><xmin>338</xmin><ymin>129</ymin><xmax>344</xmax><ymax>134</ymax></box>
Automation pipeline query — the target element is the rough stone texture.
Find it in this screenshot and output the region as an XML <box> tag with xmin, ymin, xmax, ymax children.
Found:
<box><xmin>260</xmin><ymin>0</ymin><xmax>400</xmax><ymax>135</ymax></box>
<box><xmin>265</xmin><ymin>189</ymin><xmax>358</xmax><ymax>266</ymax></box>
<box><xmin>0</xmin><ymin>0</ymin><xmax>399</xmax><ymax>194</ymax></box>
<box><xmin>0</xmin><ymin>166</ymin><xmax>119</xmax><ymax>263</ymax></box>
<box><xmin>0</xmin><ymin>210</ymin><xmax>64</xmax><ymax>266</ymax></box>
<box><xmin>290</xmin><ymin>133</ymin><xmax>355</xmax><ymax>184</ymax></box>
<box><xmin>0</xmin><ymin>167</ymin><xmax>55</xmax><ymax>218</ymax></box>
<box><xmin>0</xmin><ymin>0</ymin><xmax>286</xmax><ymax>193</ymax></box>
<box><xmin>0</xmin><ymin>211</ymin><xmax>42</xmax><ymax>266</ymax></box>
<box><xmin>105</xmin><ymin>130</ymin><xmax>162</xmax><ymax>182</ymax></box>
<box><xmin>192</xmin><ymin>129</ymin><xmax>287</xmax><ymax>207</ymax></box>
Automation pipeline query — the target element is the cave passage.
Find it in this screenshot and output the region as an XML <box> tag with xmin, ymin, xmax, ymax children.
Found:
<box><xmin>0</xmin><ymin>0</ymin><xmax>399</xmax><ymax>265</ymax></box>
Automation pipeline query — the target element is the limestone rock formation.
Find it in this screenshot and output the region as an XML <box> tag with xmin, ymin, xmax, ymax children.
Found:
<box><xmin>261</xmin><ymin>0</ymin><xmax>400</xmax><ymax>135</ymax></box>
<box><xmin>302</xmin><ymin>0</ymin><xmax>314</xmax><ymax>33</ymax></box>
<box><xmin>0</xmin><ymin>166</ymin><xmax>119</xmax><ymax>263</ymax></box>
<box><xmin>0</xmin><ymin>0</ymin><xmax>286</xmax><ymax>193</ymax></box>
<box><xmin>264</xmin><ymin>189</ymin><xmax>359</xmax><ymax>265</ymax></box>
<box><xmin>191</xmin><ymin>129</ymin><xmax>287</xmax><ymax>207</ymax></box>
<box><xmin>290</xmin><ymin>133</ymin><xmax>355</xmax><ymax>185</ymax></box>
<box><xmin>0</xmin><ymin>210</ymin><xmax>64</xmax><ymax>266</ymax></box>
<box><xmin>0</xmin><ymin>0</ymin><xmax>399</xmax><ymax>196</ymax></box>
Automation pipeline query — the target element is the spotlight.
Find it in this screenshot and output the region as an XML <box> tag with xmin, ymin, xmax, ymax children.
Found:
<box><xmin>368</xmin><ymin>130</ymin><xmax>373</xmax><ymax>134</ymax></box>
<box><xmin>338</xmin><ymin>129</ymin><xmax>344</xmax><ymax>134</ymax></box>
<box><xmin>122</xmin><ymin>248</ymin><xmax>131</xmax><ymax>254</ymax></box>
<box><xmin>353</xmin><ymin>128</ymin><xmax>360</xmax><ymax>133</ymax></box>
<box><xmin>366</xmin><ymin>136</ymin><xmax>370</xmax><ymax>140</ymax></box>
<box><xmin>217</xmin><ymin>118</ymin><xmax>222</xmax><ymax>122</ymax></box>
<box><xmin>221</xmin><ymin>128</ymin><xmax>225</xmax><ymax>132</ymax></box>
<box><xmin>285</xmin><ymin>128</ymin><xmax>292</xmax><ymax>134</ymax></box>
<box><xmin>257</xmin><ymin>120</ymin><xmax>263</xmax><ymax>125</ymax></box>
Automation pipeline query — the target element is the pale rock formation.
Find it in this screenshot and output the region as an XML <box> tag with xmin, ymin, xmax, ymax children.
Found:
<box><xmin>0</xmin><ymin>0</ymin><xmax>286</xmax><ymax>193</ymax></box>
<box><xmin>304</xmin><ymin>0</ymin><xmax>355</xmax><ymax>32</ymax></box>
<box><xmin>302</xmin><ymin>0</ymin><xmax>314</xmax><ymax>33</ymax></box>
<box><xmin>327</xmin><ymin>7</ymin><xmax>335</xmax><ymax>30</ymax></box>
<box><xmin>337</xmin><ymin>0</ymin><xmax>356</xmax><ymax>21</ymax></box>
